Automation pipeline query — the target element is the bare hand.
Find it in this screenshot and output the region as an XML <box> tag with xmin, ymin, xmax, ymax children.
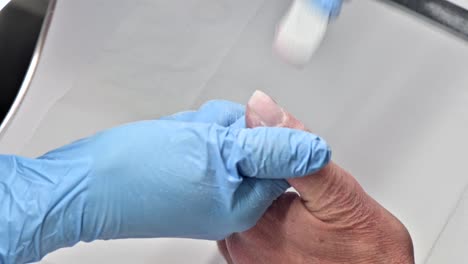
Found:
<box><xmin>218</xmin><ymin>91</ymin><xmax>414</xmax><ymax>264</ymax></box>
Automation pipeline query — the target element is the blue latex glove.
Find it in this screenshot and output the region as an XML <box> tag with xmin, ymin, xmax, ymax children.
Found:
<box><xmin>311</xmin><ymin>0</ymin><xmax>343</xmax><ymax>18</ymax></box>
<box><xmin>0</xmin><ymin>100</ymin><xmax>331</xmax><ymax>264</ymax></box>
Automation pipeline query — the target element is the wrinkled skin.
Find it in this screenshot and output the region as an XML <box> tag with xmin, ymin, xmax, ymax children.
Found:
<box><xmin>218</xmin><ymin>91</ymin><xmax>415</xmax><ymax>264</ymax></box>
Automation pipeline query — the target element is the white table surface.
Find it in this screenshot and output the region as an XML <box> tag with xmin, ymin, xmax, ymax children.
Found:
<box><xmin>1</xmin><ymin>0</ymin><xmax>467</xmax><ymax>263</ymax></box>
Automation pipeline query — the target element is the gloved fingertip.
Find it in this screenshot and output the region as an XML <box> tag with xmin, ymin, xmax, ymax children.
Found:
<box><xmin>234</xmin><ymin>127</ymin><xmax>331</xmax><ymax>179</ymax></box>
<box><xmin>159</xmin><ymin>100</ymin><xmax>245</xmax><ymax>126</ymax></box>
<box><xmin>277</xmin><ymin>179</ymin><xmax>292</xmax><ymax>191</ymax></box>
<box><xmin>287</xmin><ymin>130</ymin><xmax>332</xmax><ymax>177</ymax></box>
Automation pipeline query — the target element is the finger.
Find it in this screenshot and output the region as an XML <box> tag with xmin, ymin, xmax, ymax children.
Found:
<box><xmin>246</xmin><ymin>90</ymin><xmax>305</xmax><ymax>130</ymax></box>
<box><xmin>231</xmin><ymin>178</ymin><xmax>290</xmax><ymax>230</ymax></box>
<box><xmin>246</xmin><ymin>90</ymin><xmax>366</xmax><ymax>221</ymax></box>
<box><xmin>229</xmin><ymin>116</ymin><xmax>246</xmax><ymax>129</ymax></box>
<box><xmin>231</xmin><ymin>126</ymin><xmax>331</xmax><ymax>179</ymax></box>
<box><xmin>160</xmin><ymin>100</ymin><xmax>245</xmax><ymax>127</ymax></box>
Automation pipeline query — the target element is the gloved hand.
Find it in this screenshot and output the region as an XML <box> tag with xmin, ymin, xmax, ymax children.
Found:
<box><xmin>0</xmin><ymin>100</ymin><xmax>331</xmax><ymax>264</ymax></box>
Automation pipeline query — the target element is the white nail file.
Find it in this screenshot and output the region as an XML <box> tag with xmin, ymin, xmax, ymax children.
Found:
<box><xmin>274</xmin><ymin>0</ymin><xmax>329</xmax><ymax>66</ymax></box>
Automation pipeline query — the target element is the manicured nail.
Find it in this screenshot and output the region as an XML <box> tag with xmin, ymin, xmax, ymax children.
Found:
<box><xmin>247</xmin><ymin>90</ymin><xmax>286</xmax><ymax>126</ymax></box>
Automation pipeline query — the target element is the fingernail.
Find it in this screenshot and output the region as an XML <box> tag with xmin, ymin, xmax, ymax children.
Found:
<box><xmin>247</xmin><ymin>90</ymin><xmax>286</xmax><ymax>126</ymax></box>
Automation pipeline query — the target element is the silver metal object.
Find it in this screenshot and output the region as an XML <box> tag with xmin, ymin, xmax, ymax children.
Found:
<box><xmin>0</xmin><ymin>0</ymin><xmax>56</xmax><ymax>138</ymax></box>
<box><xmin>383</xmin><ymin>0</ymin><xmax>468</xmax><ymax>40</ymax></box>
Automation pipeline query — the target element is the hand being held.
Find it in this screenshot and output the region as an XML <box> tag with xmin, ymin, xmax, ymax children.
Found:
<box><xmin>218</xmin><ymin>91</ymin><xmax>415</xmax><ymax>264</ymax></box>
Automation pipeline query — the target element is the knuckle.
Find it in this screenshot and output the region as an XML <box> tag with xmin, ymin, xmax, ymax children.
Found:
<box><xmin>307</xmin><ymin>165</ymin><xmax>375</xmax><ymax>226</ymax></box>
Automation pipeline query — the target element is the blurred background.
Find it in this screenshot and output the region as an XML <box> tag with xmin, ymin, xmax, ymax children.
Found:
<box><xmin>1</xmin><ymin>0</ymin><xmax>467</xmax><ymax>263</ymax></box>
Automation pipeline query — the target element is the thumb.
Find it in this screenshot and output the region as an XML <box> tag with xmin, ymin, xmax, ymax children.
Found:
<box><xmin>246</xmin><ymin>90</ymin><xmax>368</xmax><ymax>222</ymax></box>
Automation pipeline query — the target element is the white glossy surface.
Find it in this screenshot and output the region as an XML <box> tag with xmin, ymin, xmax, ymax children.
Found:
<box><xmin>448</xmin><ymin>0</ymin><xmax>468</xmax><ymax>9</ymax></box>
<box><xmin>426</xmin><ymin>187</ymin><xmax>468</xmax><ymax>263</ymax></box>
<box><xmin>0</xmin><ymin>0</ymin><xmax>10</xmax><ymax>11</ymax></box>
<box><xmin>0</xmin><ymin>0</ymin><xmax>467</xmax><ymax>263</ymax></box>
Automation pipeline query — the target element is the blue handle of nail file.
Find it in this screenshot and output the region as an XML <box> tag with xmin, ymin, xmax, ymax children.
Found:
<box><xmin>310</xmin><ymin>0</ymin><xmax>343</xmax><ymax>18</ymax></box>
